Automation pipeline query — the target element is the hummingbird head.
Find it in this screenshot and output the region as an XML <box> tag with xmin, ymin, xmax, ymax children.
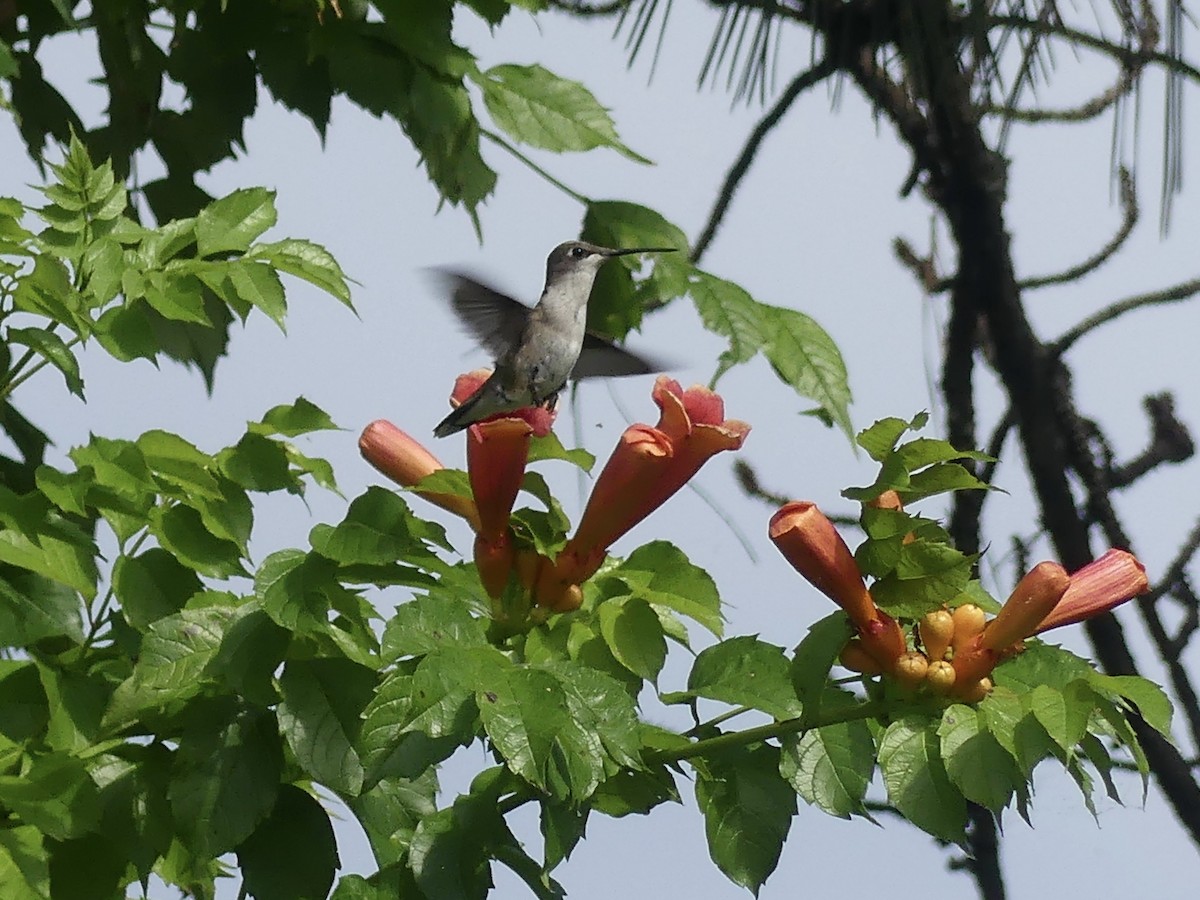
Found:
<box><xmin>545</xmin><ymin>240</ymin><xmax>677</xmax><ymax>287</ymax></box>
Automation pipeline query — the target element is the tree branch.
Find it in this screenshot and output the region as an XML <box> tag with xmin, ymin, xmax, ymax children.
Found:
<box><xmin>692</xmin><ymin>56</ymin><xmax>837</xmax><ymax>262</ymax></box>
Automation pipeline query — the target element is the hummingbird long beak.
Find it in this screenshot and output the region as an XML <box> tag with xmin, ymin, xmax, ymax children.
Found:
<box><xmin>602</xmin><ymin>246</ymin><xmax>679</xmax><ymax>256</ymax></box>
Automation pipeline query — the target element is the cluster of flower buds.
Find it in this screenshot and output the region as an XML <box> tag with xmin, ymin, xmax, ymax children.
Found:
<box><xmin>770</xmin><ymin>501</ymin><xmax>1148</xmax><ymax>701</ymax></box>
<box><xmin>360</xmin><ymin>373</ymin><xmax>749</xmax><ymax>618</ymax></box>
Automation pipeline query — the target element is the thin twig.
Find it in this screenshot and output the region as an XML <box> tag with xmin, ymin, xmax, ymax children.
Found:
<box><xmin>692</xmin><ymin>57</ymin><xmax>837</xmax><ymax>263</ymax></box>
<box><xmin>1020</xmin><ymin>167</ymin><xmax>1138</xmax><ymax>290</ymax></box>
<box><xmin>1053</xmin><ymin>274</ymin><xmax>1200</xmax><ymax>354</ymax></box>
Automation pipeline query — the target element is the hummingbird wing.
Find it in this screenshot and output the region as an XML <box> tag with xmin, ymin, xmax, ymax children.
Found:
<box><xmin>435</xmin><ymin>271</ymin><xmax>531</xmax><ymax>360</ymax></box>
<box><xmin>573</xmin><ymin>331</ymin><xmax>668</xmax><ymax>379</ymax></box>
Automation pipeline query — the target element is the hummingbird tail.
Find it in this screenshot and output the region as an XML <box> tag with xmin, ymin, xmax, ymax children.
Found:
<box><xmin>433</xmin><ymin>387</ymin><xmax>491</xmax><ymax>438</ymax></box>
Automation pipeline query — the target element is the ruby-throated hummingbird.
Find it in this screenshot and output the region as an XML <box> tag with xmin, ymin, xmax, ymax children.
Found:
<box><xmin>432</xmin><ymin>240</ymin><xmax>676</xmax><ymax>438</ymax></box>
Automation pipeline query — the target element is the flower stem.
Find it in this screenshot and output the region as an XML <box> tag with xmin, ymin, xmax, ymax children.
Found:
<box><xmin>647</xmin><ymin>700</ymin><xmax>885</xmax><ymax>765</ymax></box>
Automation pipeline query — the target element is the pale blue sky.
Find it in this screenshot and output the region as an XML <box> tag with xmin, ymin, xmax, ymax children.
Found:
<box><xmin>3</xmin><ymin>4</ymin><xmax>1198</xmax><ymax>898</ymax></box>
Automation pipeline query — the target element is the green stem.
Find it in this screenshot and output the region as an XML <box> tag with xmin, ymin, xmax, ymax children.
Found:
<box><xmin>647</xmin><ymin>700</ymin><xmax>886</xmax><ymax>765</ymax></box>
<box><xmin>481</xmin><ymin>129</ymin><xmax>591</xmax><ymax>205</ymax></box>
<box><xmin>686</xmin><ymin>704</ymin><xmax>753</xmax><ymax>736</ymax></box>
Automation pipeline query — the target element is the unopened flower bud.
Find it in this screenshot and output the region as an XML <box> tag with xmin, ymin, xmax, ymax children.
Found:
<box><xmin>951</xmin><ymin>603</ymin><xmax>987</xmax><ymax>651</ymax></box>
<box><xmin>839</xmin><ymin>639</ymin><xmax>883</xmax><ymax>675</ymax></box>
<box><xmin>919</xmin><ymin>609</ymin><xmax>954</xmax><ymax>662</ymax></box>
<box><xmin>956</xmin><ymin>676</ymin><xmax>993</xmax><ymax>703</ymax></box>
<box><xmin>926</xmin><ymin>660</ymin><xmax>957</xmax><ymax>694</ymax></box>
<box><xmin>895</xmin><ymin>651</ymin><xmax>930</xmax><ymax>688</ymax></box>
<box><xmin>982</xmin><ymin>561</ymin><xmax>1070</xmax><ymax>650</ymax></box>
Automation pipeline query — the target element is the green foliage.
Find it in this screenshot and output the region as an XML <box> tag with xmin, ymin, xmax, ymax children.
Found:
<box><xmin>0</xmin><ymin>13</ymin><xmax>1175</xmax><ymax>900</ymax></box>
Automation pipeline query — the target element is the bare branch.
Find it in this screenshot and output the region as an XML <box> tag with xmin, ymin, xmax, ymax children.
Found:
<box><xmin>1020</xmin><ymin>167</ymin><xmax>1138</xmax><ymax>290</ymax></box>
<box><xmin>1053</xmin><ymin>274</ymin><xmax>1200</xmax><ymax>354</ymax></box>
<box><xmin>691</xmin><ymin>57</ymin><xmax>837</xmax><ymax>262</ymax></box>
<box><xmin>1147</xmin><ymin>516</ymin><xmax>1200</xmax><ymax>606</ymax></box>
<box><xmin>982</xmin><ymin>64</ymin><xmax>1136</xmax><ymax>124</ymax></box>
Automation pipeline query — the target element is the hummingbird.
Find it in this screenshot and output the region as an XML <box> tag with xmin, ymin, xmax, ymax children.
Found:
<box><xmin>432</xmin><ymin>240</ymin><xmax>676</xmax><ymax>438</ymax></box>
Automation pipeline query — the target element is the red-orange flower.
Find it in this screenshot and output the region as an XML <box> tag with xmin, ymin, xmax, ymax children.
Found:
<box><xmin>451</xmin><ymin>369</ymin><xmax>556</xmax><ymax>437</ymax></box>
<box><xmin>952</xmin><ymin>561</ymin><xmax>1070</xmax><ymax>691</ymax></box>
<box><xmin>1035</xmin><ymin>549</ymin><xmax>1148</xmax><ymax>634</ymax></box>
<box><xmin>358</xmin><ymin>420</ymin><xmax>480</xmax><ymax>532</ymax></box>
<box><xmin>535</xmin><ymin>378</ymin><xmax>748</xmax><ymax>607</ymax></box>
<box><xmin>769</xmin><ymin>501</ymin><xmax>906</xmax><ymax>670</ymax></box>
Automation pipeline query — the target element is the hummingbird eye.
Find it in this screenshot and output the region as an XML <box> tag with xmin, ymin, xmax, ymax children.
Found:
<box><xmin>570</xmin><ymin>246</ymin><xmax>586</xmax><ymax>259</ymax></box>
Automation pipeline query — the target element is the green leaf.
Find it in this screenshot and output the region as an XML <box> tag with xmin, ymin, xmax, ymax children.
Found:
<box><xmin>0</xmin><ymin>515</ymin><xmax>98</xmax><ymax>600</ymax></box>
<box><xmin>348</xmin><ymin>772</ymin><xmax>438</xmax><ymax>870</ymax></box>
<box><xmin>938</xmin><ymin>704</ymin><xmax>1021</xmax><ymax>811</ymax></box>
<box><xmin>104</xmin><ymin>606</ymin><xmax>236</xmax><ymax>727</ymax></box>
<box><xmin>695</xmin><ymin>745</ymin><xmax>795</xmax><ymax>894</ymax></box>
<box><xmin>94</xmin><ymin>302</ymin><xmax>160</xmax><ymax>363</ymax></box>
<box><xmin>7</xmin><ymin>327</ymin><xmax>83</xmax><ymax>398</ymax></box>
<box><xmin>310</xmin><ymin>487</ymin><xmax>440</xmax><ymax>565</ymax></box>
<box><xmin>218</xmin><ymin>432</ymin><xmax>295</xmax><ymax>493</ymax></box>
<box><xmin>688</xmin><ymin>271</ymin><xmax>853</xmax><ymax>438</ymax></box>
<box><xmin>195</xmin><ymin>188</ymin><xmax>277</xmax><ymax>257</ymax></box>
<box><xmin>479</xmin><ymin>666</ymin><xmax>606</xmax><ymax>802</ymax></box>
<box><xmin>237</xmin><ymin>785</ymin><xmax>338</xmax><ymax>900</ymax></box>
<box><xmin>46</xmin><ymin>831</ymin><xmax>126</xmax><ymax>900</ymax></box>
<box><xmin>527</xmin><ymin>431</ymin><xmax>594</xmax><ymax>472</ymax></box>
<box><xmin>0</xmin><ymin>753</ymin><xmax>100</xmax><ymax>840</ymax></box>
<box><xmin>780</xmin><ymin>712</ymin><xmax>873</xmax><ymax>818</ymax></box>
<box><xmin>151</xmin><ymin>503</ymin><xmax>246</xmax><ymax>578</ymax></box>
<box><xmin>407</xmin><ymin>794</ymin><xmax>506</xmax><ymax>900</ymax></box>
<box><xmin>0</xmin><ymin>825</ymin><xmax>50</xmax><ymax>899</ymax></box>
<box><xmin>1088</xmin><ymin>673</ymin><xmax>1173</xmax><ymax>737</ymax></box>
<box><xmin>790</xmin><ymin>612</ymin><xmax>853</xmax><ymax>710</ymax></box>
<box><xmin>605</xmin><ymin>540</ymin><xmax>724</xmax><ymax>638</ymax></box>
<box><xmin>278</xmin><ymin>658</ymin><xmax>376</xmax><ymax>795</ymax></box>
<box><xmin>39</xmin><ymin>664</ymin><xmax>111</xmax><ymax>752</ymax></box>
<box><xmin>249</xmin><ymin>239</ymin><xmax>353</xmax><ymax>307</ymax></box>
<box><xmin>137</xmin><ymin>429</ymin><xmax>221</xmax><ymax>499</ymax></box>
<box><xmin>867</xmin><ymin>538</ymin><xmax>973</xmax><ymax>618</ymax></box>
<box><xmin>878</xmin><ymin>715</ymin><xmax>966</xmax><ymax>843</ymax></box>
<box><xmin>112</xmin><ymin>547</ymin><xmax>203</xmax><ymax>630</ymax></box>
<box><xmin>252</xmin><ymin>396</ymin><xmax>341</xmax><ymax>436</ymax></box>
<box><xmin>687</xmin><ymin>636</ymin><xmax>802</xmax><ymax>720</ymax></box>
<box><xmin>479</xmin><ymin>64</ymin><xmax>650</xmax><ymax>163</ymax></box>
<box><xmin>226</xmin><ymin>259</ymin><xmax>287</xmax><ymax>329</ymax></box>
<box><xmin>168</xmin><ymin>705</ymin><xmax>283</xmax><ymax>858</ymax></box>
<box><xmin>0</xmin><ymin>571</ymin><xmax>83</xmax><ymax>647</ymax></box>
<box><xmin>1029</xmin><ymin>682</ymin><xmax>1092</xmax><ymax>752</ymax></box>
<box><xmin>597</xmin><ymin>596</ymin><xmax>666</xmax><ymax>682</ymax></box>
<box><xmin>0</xmin><ymin>662</ymin><xmax>49</xmax><ymax>743</ymax></box>
<box><xmin>360</xmin><ymin>646</ymin><xmax>509</xmax><ymax>785</ymax></box>
<box><xmin>381</xmin><ymin>595</ymin><xmax>489</xmax><ymax>663</ymax></box>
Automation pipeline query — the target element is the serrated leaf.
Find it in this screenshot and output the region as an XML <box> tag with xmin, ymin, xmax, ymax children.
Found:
<box><xmin>252</xmin><ymin>397</ymin><xmax>340</xmax><ymax>436</ymax></box>
<box><xmin>7</xmin><ymin>327</ymin><xmax>83</xmax><ymax>397</ymax></box>
<box><xmin>878</xmin><ymin>716</ymin><xmax>966</xmax><ymax>843</ymax></box>
<box><xmin>0</xmin><ymin>753</ymin><xmax>100</xmax><ymax>841</ymax></box>
<box><xmin>790</xmin><ymin>612</ymin><xmax>853</xmax><ymax>710</ymax></box>
<box><xmin>151</xmin><ymin>503</ymin><xmax>246</xmax><ymax>578</ymax></box>
<box><xmin>195</xmin><ymin>188</ymin><xmax>277</xmax><ymax>257</ymax></box>
<box><xmin>479</xmin><ymin>64</ymin><xmax>650</xmax><ymax>163</ymax></box>
<box><xmin>479</xmin><ymin>666</ymin><xmax>605</xmax><ymax>802</ymax></box>
<box><xmin>0</xmin><ymin>824</ymin><xmax>50</xmax><ymax>898</ymax></box>
<box><xmin>938</xmin><ymin>704</ymin><xmax>1021</xmax><ymax>811</ymax></box>
<box><xmin>278</xmin><ymin>659</ymin><xmax>375</xmax><ymax>795</ymax></box>
<box><xmin>597</xmin><ymin>596</ymin><xmax>666</xmax><ymax>682</ymax></box>
<box><xmin>695</xmin><ymin>745</ymin><xmax>795</xmax><ymax>894</ymax></box>
<box><xmin>687</xmin><ymin>271</ymin><xmax>852</xmax><ymax>438</ymax></box>
<box><xmin>168</xmin><ymin>706</ymin><xmax>282</xmax><ymax>858</ymax></box>
<box><xmin>381</xmin><ymin>595</ymin><xmax>489</xmax><ymax>663</ymax></box>
<box><xmin>0</xmin><ymin>572</ymin><xmax>83</xmax><ymax>647</ymax></box>
<box><xmin>780</xmin><ymin>715</ymin><xmax>873</xmax><ymax>818</ymax></box>
<box><xmin>226</xmin><ymin>259</ymin><xmax>287</xmax><ymax>329</ymax></box>
<box><xmin>104</xmin><ymin>606</ymin><xmax>236</xmax><ymax>726</ymax></box>
<box><xmin>112</xmin><ymin>547</ymin><xmax>204</xmax><ymax>630</ymax></box>
<box><xmin>237</xmin><ymin>785</ymin><xmax>338</xmax><ymax>900</ymax></box>
<box><xmin>249</xmin><ymin>238</ymin><xmax>352</xmax><ymax>307</ymax></box>
<box><xmin>688</xmin><ymin>636</ymin><xmax>801</xmax><ymax>720</ymax></box>
<box><xmin>605</xmin><ymin>540</ymin><xmax>723</xmax><ymax>637</ymax></box>
<box><xmin>1088</xmin><ymin>673</ymin><xmax>1173</xmax><ymax>737</ymax></box>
